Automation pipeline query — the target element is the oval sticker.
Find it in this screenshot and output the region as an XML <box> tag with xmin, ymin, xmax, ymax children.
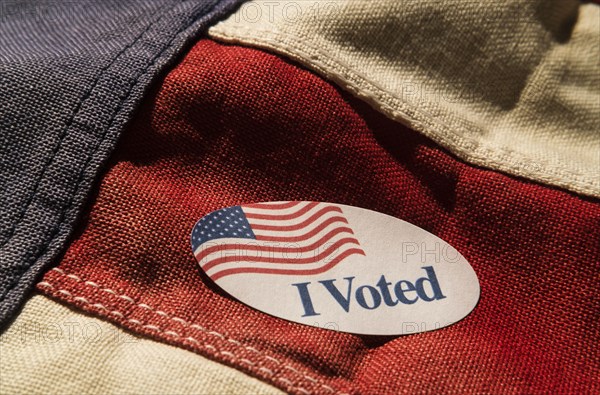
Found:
<box><xmin>191</xmin><ymin>201</ymin><xmax>480</xmax><ymax>335</ymax></box>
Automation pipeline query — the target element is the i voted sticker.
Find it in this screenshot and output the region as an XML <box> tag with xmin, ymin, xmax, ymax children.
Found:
<box><xmin>191</xmin><ymin>201</ymin><xmax>480</xmax><ymax>336</ymax></box>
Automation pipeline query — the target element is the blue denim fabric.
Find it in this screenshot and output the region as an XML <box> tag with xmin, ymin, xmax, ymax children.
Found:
<box><xmin>0</xmin><ymin>0</ymin><xmax>244</xmax><ymax>327</ymax></box>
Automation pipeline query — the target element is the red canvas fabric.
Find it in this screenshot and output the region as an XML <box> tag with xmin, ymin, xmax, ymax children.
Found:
<box><xmin>38</xmin><ymin>39</ymin><xmax>599</xmax><ymax>394</ymax></box>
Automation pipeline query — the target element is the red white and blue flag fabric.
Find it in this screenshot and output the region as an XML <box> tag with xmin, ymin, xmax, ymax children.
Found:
<box><xmin>192</xmin><ymin>202</ymin><xmax>365</xmax><ymax>280</ymax></box>
<box><xmin>24</xmin><ymin>37</ymin><xmax>600</xmax><ymax>395</ymax></box>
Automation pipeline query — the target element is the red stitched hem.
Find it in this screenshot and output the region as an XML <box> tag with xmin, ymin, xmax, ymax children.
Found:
<box><xmin>36</xmin><ymin>268</ymin><xmax>354</xmax><ymax>395</ymax></box>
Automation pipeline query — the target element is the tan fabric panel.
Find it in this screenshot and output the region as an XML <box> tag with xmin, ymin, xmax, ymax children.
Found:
<box><xmin>0</xmin><ymin>295</ymin><xmax>283</xmax><ymax>395</ymax></box>
<box><xmin>209</xmin><ymin>0</ymin><xmax>600</xmax><ymax>197</ymax></box>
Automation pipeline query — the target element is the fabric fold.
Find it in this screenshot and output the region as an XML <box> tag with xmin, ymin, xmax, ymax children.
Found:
<box><xmin>34</xmin><ymin>39</ymin><xmax>599</xmax><ymax>395</ymax></box>
<box><xmin>0</xmin><ymin>0</ymin><xmax>245</xmax><ymax>327</ymax></box>
<box><xmin>209</xmin><ymin>0</ymin><xmax>600</xmax><ymax>197</ymax></box>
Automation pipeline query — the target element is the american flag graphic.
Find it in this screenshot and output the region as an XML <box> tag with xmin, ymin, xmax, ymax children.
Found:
<box><xmin>192</xmin><ymin>201</ymin><xmax>365</xmax><ymax>281</ymax></box>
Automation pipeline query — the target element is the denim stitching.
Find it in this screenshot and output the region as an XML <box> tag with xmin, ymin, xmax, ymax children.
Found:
<box><xmin>0</xmin><ymin>0</ymin><xmax>222</xmax><ymax>303</ymax></box>
<box><xmin>0</xmin><ymin>1</ymin><xmax>177</xmax><ymax>249</ymax></box>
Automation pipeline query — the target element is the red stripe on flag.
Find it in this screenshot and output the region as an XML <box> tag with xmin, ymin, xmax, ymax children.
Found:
<box><xmin>243</xmin><ymin>201</ymin><xmax>319</xmax><ymax>220</ymax></box>
<box><xmin>195</xmin><ymin>226</ymin><xmax>356</xmax><ymax>261</ymax></box>
<box><xmin>249</xmin><ymin>206</ymin><xmax>342</xmax><ymax>231</ymax></box>
<box><xmin>210</xmin><ymin>248</ymin><xmax>366</xmax><ymax>280</ymax></box>
<box><xmin>201</xmin><ymin>237</ymin><xmax>361</xmax><ymax>272</ymax></box>
<box><xmin>243</xmin><ymin>201</ymin><xmax>300</xmax><ymax>210</ymax></box>
<box><xmin>255</xmin><ymin>217</ymin><xmax>350</xmax><ymax>242</ymax></box>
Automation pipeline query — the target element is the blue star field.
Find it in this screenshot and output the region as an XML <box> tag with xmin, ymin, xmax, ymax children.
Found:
<box><xmin>191</xmin><ymin>206</ymin><xmax>256</xmax><ymax>252</ymax></box>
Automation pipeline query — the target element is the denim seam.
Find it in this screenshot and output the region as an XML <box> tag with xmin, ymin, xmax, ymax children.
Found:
<box><xmin>0</xmin><ymin>0</ymin><xmax>221</xmax><ymax>304</ymax></box>
<box><xmin>0</xmin><ymin>1</ymin><xmax>177</xmax><ymax>250</ymax></box>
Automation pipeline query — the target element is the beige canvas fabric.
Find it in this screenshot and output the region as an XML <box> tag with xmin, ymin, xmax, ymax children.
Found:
<box><xmin>209</xmin><ymin>0</ymin><xmax>600</xmax><ymax>197</ymax></box>
<box><xmin>0</xmin><ymin>294</ymin><xmax>282</xmax><ymax>395</ymax></box>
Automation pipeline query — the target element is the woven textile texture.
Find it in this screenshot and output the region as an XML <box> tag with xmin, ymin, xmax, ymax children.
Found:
<box><xmin>209</xmin><ymin>0</ymin><xmax>600</xmax><ymax>197</ymax></box>
<box><xmin>0</xmin><ymin>294</ymin><xmax>282</xmax><ymax>395</ymax></box>
<box><xmin>36</xmin><ymin>39</ymin><xmax>600</xmax><ymax>394</ymax></box>
<box><xmin>0</xmin><ymin>0</ymin><xmax>245</xmax><ymax>326</ymax></box>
